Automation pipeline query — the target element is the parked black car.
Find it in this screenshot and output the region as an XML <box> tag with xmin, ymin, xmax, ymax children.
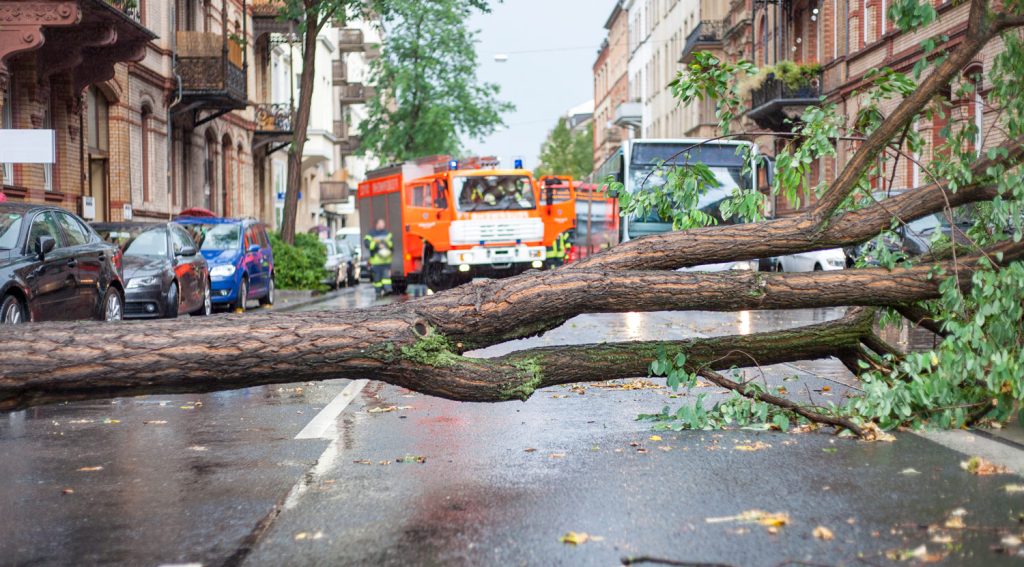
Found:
<box><xmin>93</xmin><ymin>222</ymin><xmax>211</xmax><ymax>318</ymax></box>
<box><xmin>0</xmin><ymin>204</ymin><xmax>125</xmax><ymax>324</ymax></box>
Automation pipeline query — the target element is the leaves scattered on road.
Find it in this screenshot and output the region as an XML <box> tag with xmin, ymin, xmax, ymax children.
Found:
<box><xmin>294</xmin><ymin>531</ymin><xmax>324</xmax><ymax>541</ymax></box>
<box><xmin>961</xmin><ymin>456</ymin><xmax>1009</xmax><ymax>475</ymax></box>
<box><xmin>900</xmin><ymin>468</ymin><xmax>921</xmax><ymax>475</ymax></box>
<box><xmin>733</xmin><ymin>441</ymin><xmax>771</xmax><ymax>452</ymax></box>
<box><xmin>592</xmin><ymin>379</ymin><xmax>663</xmax><ymax>390</ymax></box>
<box><xmin>102</xmin><ymin>418</ymin><xmax>121</xmax><ymax>424</ymax></box>
<box><xmin>396</xmin><ymin>455</ymin><xmax>426</xmax><ymax>464</ymax></box>
<box><xmin>143</xmin><ymin>420</ymin><xmax>167</xmax><ymax>425</ymax></box>
<box><xmin>76</xmin><ymin>466</ymin><xmax>103</xmax><ymax>472</ymax></box>
<box><xmin>812</xmin><ymin>526</ymin><xmax>834</xmax><ymax>540</ymax></box>
<box><xmin>559</xmin><ymin>532</ymin><xmax>604</xmax><ymax>545</ymax></box>
<box><xmin>1005</xmin><ymin>484</ymin><xmax>1024</xmax><ymax>493</ymax></box>
<box><xmin>706</xmin><ymin>510</ymin><xmax>789</xmax><ymax>534</ymax></box>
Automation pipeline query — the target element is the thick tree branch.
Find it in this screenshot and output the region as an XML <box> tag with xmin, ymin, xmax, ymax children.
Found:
<box><xmin>895</xmin><ymin>304</ymin><xmax>949</xmax><ymax>337</ymax></box>
<box><xmin>418</xmin><ymin>241</ymin><xmax>1024</xmax><ymax>349</ymax></box>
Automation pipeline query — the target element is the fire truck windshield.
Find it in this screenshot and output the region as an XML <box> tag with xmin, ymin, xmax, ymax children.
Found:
<box><xmin>453</xmin><ymin>175</ymin><xmax>536</xmax><ymax>212</ymax></box>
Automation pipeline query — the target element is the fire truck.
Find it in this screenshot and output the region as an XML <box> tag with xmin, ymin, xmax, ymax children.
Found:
<box><xmin>357</xmin><ymin>156</ymin><xmax>576</xmax><ymax>291</ymax></box>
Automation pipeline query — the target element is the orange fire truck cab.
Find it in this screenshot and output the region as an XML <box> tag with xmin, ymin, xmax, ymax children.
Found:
<box><xmin>358</xmin><ymin>156</ymin><xmax>576</xmax><ymax>291</ymax></box>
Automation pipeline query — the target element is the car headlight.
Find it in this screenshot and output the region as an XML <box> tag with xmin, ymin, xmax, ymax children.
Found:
<box><xmin>210</xmin><ymin>265</ymin><xmax>236</xmax><ymax>278</ymax></box>
<box><xmin>827</xmin><ymin>258</ymin><xmax>846</xmax><ymax>268</ymax></box>
<box><xmin>127</xmin><ymin>276</ymin><xmax>159</xmax><ymax>289</ymax></box>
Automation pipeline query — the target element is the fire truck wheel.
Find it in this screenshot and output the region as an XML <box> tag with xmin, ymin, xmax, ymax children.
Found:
<box><xmin>392</xmin><ymin>279</ymin><xmax>408</xmax><ymax>295</ymax></box>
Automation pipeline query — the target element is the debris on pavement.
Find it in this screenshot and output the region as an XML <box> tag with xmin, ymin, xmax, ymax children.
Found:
<box><xmin>559</xmin><ymin>531</ymin><xmax>603</xmax><ymax>545</ymax></box>
<box><xmin>396</xmin><ymin>455</ymin><xmax>426</xmax><ymax>464</ymax></box>
<box><xmin>961</xmin><ymin>456</ymin><xmax>1010</xmax><ymax>475</ymax></box>
<box><xmin>812</xmin><ymin>525</ymin><xmax>834</xmax><ymax>540</ymax></box>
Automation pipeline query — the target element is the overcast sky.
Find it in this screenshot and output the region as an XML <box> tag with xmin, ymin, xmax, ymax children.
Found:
<box><xmin>462</xmin><ymin>0</ymin><xmax>610</xmax><ymax>170</ymax></box>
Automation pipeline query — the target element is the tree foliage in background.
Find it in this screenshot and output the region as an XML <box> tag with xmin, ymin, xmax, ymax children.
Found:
<box><xmin>534</xmin><ymin>117</ymin><xmax>594</xmax><ymax>179</ymax></box>
<box><xmin>358</xmin><ymin>0</ymin><xmax>512</xmax><ymax>162</ymax></box>
<box><xmin>269</xmin><ymin>232</ymin><xmax>328</xmax><ymax>291</ymax></box>
<box><xmin>615</xmin><ymin>0</ymin><xmax>1024</xmax><ymax>433</ymax></box>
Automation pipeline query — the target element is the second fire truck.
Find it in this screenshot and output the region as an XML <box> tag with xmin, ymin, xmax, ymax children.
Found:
<box><xmin>357</xmin><ymin>156</ymin><xmax>576</xmax><ymax>291</ymax></box>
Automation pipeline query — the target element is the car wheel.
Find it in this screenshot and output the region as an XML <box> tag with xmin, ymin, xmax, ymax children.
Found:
<box><xmin>774</xmin><ymin>261</ymin><xmax>785</xmax><ymax>272</ymax></box>
<box><xmin>193</xmin><ymin>280</ymin><xmax>212</xmax><ymax>316</ymax></box>
<box><xmin>259</xmin><ymin>277</ymin><xmax>275</xmax><ymax>306</ymax></box>
<box><xmin>234</xmin><ymin>278</ymin><xmax>248</xmax><ymax>312</ymax></box>
<box><xmin>1</xmin><ymin>294</ymin><xmax>27</xmax><ymax>324</ymax></box>
<box><xmin>813</xmin><ymin>263</ymin><xmax>823</xmax><ymax>271</ymax></box>
<box><xmin>102</xmin><ymin>287</ymin><xmax>124</xmax><ymax>322</ymax></box>
<box><xmin>166</xmin><ymin>282</ymin><xmax>180</xmax><ymax>319</ymax></box>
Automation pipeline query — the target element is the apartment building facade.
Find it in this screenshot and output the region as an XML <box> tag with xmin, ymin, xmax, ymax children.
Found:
<box><xmin>0</xmin><ymin>0</ymin><xmax>378</xmax><ymax>237</ymax></box>
<box><xmin>593</xmin><ymin>1</ymin><xmax>630</xmax><ymax>166</ymax></box>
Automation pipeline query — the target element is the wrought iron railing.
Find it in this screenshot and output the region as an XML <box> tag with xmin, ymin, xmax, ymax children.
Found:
<box><xmin>176</xmin><ymin>31</ymin><xmax>247</xmax><ymax>102</ymax></box>
<box><xmin>750</xmin><ymin>74</ymin><xmax>822</xmax><ymax>110</ymax></box>
<box><xmin>105</xmin><ymin>0</ymin><xmax>141</xmax><ymax>23</ymax></box>
<box><xmin>255</xmin><ymin>103</ymin><xmax>293</xmax><ymax>133</ymax></box>
<box><xmin>682</xmin><ymin>20</ymin><xmax>725</xmax><ymax>59</ymax></box>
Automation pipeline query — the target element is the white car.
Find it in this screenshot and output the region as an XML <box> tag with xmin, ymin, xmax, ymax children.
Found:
<box><xmin>774</xmin><ymin>248</ymin><xmax>847</xmax><ymax>272</ymax></box>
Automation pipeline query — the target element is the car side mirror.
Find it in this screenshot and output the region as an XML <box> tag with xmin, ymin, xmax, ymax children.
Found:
<box><xmin>248</xmin><ymin>244</ymin><xmax>261</xmax><ymax>253</ymax></box>
<box><xmin>177</xmin><ymin>245</ymin><xmax>198</xmax><ymax>257</ymax></box>
<box><xmin>35</xmin><ymin>235</ymin><xmax>55</xmax><ymax>259</ymax></box>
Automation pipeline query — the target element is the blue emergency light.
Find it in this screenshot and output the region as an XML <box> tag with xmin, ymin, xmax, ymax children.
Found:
<box><xmin>514</xmin><ymin>159</ymin><xmax>523</xmax><ymax>169</ymax></box>
<box><xmin>449</xmin><ymin>159</ymin><xmax>459</xmax><ymax>170</ymax></box>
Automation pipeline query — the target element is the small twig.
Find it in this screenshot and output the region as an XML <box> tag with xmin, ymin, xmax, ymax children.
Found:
<box><xmin>621</xmin><ymin>557</ymin><xmax>735</xmax><ymax>567</ymax></box>
<box><xmin>894</xmin><ymin>304</ymin><xmax>949</xmax><ymax>338</ymax></box>
<box><xmin>861</xmin><ymin>333</ymin><xmax>904</xmax><ymax>361</ymax></box>
<box><xmin>695</xmin><ymin>368</ymin><xmax>865</xmax><ymax>437</ymax></box>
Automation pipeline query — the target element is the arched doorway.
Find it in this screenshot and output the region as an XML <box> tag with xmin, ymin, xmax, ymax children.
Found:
<box><xmin>203</xmin><ymin>129</ymin><xmax>217</xmax><ymax>212</ymax></box>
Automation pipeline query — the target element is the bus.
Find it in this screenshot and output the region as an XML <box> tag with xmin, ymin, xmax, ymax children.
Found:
<box><xmin>588</xmin><ymin>138</ymin><xmax>768</xmax><ymax>270</ymax></box>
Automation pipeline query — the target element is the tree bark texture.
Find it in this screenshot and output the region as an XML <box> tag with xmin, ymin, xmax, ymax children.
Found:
<box><xmin>2</xmin><ymin>0</ymin><xmax>1022</xmax><ymax>420</ymax></box>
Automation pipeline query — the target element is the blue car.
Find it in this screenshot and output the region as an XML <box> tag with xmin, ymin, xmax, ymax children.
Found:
<box><xmin>175</xmin><ymin>217</ymin><xmax>275</xmax><ymax>312</ymax></box>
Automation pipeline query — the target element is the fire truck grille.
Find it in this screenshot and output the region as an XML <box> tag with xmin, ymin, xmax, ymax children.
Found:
<box><xmin>449</xmin><ymin>219</ymin><xmax>544</xmax><ymax>245</ymax></box>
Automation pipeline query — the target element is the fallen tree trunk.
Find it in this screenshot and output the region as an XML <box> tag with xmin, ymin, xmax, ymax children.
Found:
<box><xmin>0</xmin><ymin>307</ymin><xmax>873</xmax><ymax>412</ymax></box>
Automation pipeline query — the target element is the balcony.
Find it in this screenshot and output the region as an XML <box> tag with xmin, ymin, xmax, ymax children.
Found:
<box><xmin>175</xmin><ymin>31</ymin><xmax>247</xmax><ymax>113</ymax></box>
<box><xmin>365</xmin><ymin>45</ymin><xmax>381</xmax><ymax>60</ymax></box>
<box><xmin>680</xmin><ymin>20</ymin><xmax>725</xmax><ymax>63</ymax></box>
<box><xmin>333</xmin><ymin>119</ymin><xmax>349</xmax><ymax>140</ymax></box>
<box><xmin>339</xmin><ymin>83</ymin><xmax>374</xmax><ymax>105</ymax></box>
<box><xmin>604</xmin><ymin>127</ymin><xmax>622</xmax><ymax>145</ymax></box>
<box><xmin>336</xmin><ymin>135</ymin><xmax>362</xmax><ymax>154</ymax></box>
<box><xmin>613</xmin><ymin>101</ymin><xmax>642</xmax><ymax>130</ymax></box>
<box><xmin>320</xmin><ymin>181</ymin><xmax>351</xmax><ymax>204</ymax></box>
<box><xmin>338</xmin><ymin>29</ymin><xmax>366</xmax><ymax>52</ymax></box>
<box><xmin>104</xmin><ymin>0</ymin><xmax>141</xmax><ymax>23</ymax></box>
<box><xmin>251</xmin><ymin>0</ymin><xmax>297</xmax><ymax>38</ymax></box>
<box><xmin>747</xmin><ymin>73</ymin><xmax>822</xmax><ymax>131</ymax></box>
<box><xmin>332</xmin><ymin>60</ymin><xmax>348</xmax><ymax>86</ymax></box>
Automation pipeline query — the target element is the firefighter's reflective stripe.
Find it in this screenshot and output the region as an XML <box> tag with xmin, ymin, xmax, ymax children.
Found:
<box><xmin>364</xmin><ymin>232</ymin><xmax>394</xmax><ymax>266</ymax></box>
<box><xmin>547</xmin><ymin>232</ymin><xmax>570</xmax><ymax>259</ymax></box>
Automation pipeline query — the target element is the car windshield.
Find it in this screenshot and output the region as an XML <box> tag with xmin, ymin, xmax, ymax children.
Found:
<box><xmin>124</xmin><ymin>229</ymin><xmax>168</xmax><ymax>257</ymax></box>
<box><xmin>198</xmin><ymin>223</ymin><xmax>242</xmax><ymax>251</ymax></box>
<box><xmin>0</xmin><ymin>212</ymin><xmax>23</xmax><ymax>250</ymax></box>
<box><xmin>628</xmin><ymin>165</ymin><xmax>747</xmax><ymax>224</ymax></box>
<box><xmin>907</xmin><ymin>213</ymin><xmax>950</xmax><ymax>235</ymax></box>
<box><xmin>324</xmin><ymin>241</ymin><xmax>337</xmax><ymax>256</ymax></box>
<box><xmin>454</xmin><ymin>175</ymin><xmax>536</xmax><ymax>212</ymax></box>
<box><xmin>336</xmin><ymin>233</ymin><xmax>359</xmax><ymax>254</ymax></box>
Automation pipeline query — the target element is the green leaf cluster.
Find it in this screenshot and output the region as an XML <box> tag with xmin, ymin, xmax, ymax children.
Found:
<box><xmin>357</xmin><ymin>0</ymin><xmax>512</xmax><ymax>162</ymax></box>
<box><xmin>535</xmin><ymin>117</ymin><xmax>594</xmax><ymax>179</ymax></box>
<box><xmin>269</xmin><ymin>232</ymin><xmax>329</xmax><ymax>291</ymax></box>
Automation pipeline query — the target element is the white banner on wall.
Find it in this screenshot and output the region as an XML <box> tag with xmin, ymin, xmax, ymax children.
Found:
<box><xmin>0</xmin><ymin>129</ymin><xmax>56</xmax><ymax>163</ymax></box>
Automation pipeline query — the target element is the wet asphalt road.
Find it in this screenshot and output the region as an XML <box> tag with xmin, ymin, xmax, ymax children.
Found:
<box><xmin>2</xmin><ymin>285</ymin><xmax>1024</xmax><ymax>566</ymax></box>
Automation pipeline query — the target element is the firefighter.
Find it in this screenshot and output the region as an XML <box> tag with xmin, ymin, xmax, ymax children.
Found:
<box><xmin>546</xmin><ymin>231</ymin><xmax>572</xmax><ymax>268</ymax></box>
<box><xmin>364</xmin><ymin>219</ymin><xmax>394</xmax><ymax>295</ymax></box>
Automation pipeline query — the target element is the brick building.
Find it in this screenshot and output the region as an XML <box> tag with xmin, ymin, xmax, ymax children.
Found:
<box><xmin>748</xmin><ymin>0</ymin><xmax>1001</xmax><ymax>216</ymax></box>
<box><xmin>593</xmin><ymin>1</ymin><xmax>630</xmax><ymax>167</ymax></box>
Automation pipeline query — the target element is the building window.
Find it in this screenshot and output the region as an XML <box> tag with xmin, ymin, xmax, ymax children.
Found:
<box><xmin>1</xmin><ymin>84</ymin><xmax>12</xmax><ymax>184</ymax></box>
<box><xmin>966</xmin><ymin>68</ymin><xmax>984</xmax><ymax>156</ymax></box>
<box><xmin>141</xmin><ymin>105</ymin><xmax>152</xmax><ymax>202</ymax></box>
<box><xmin>42</xmin><ymin>100</ymin><xmax>53</xmax><ymax>192</ymax></box>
